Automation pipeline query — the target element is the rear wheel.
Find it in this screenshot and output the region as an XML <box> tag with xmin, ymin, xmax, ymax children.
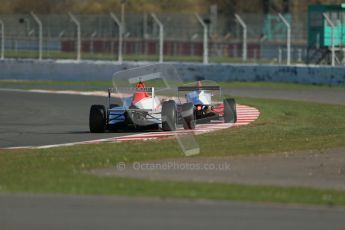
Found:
<box><xmin>223</xmin><ymin>98</ymin><xmax>237</xmax><ymax>123</ymax></box>
<box><xmin>161</xmin><ymin>100</ymin><xmax>177</xmax><ymax>131</ymax></box>
<box><xmin>89</xmin><ymin>105</ymin><xmax>106</xmax><ymax>133</ymax></box>
<box><xmin>181</xmin><ymin>103</ymin><xmax>195</xmax><ymax>130</ymax></box>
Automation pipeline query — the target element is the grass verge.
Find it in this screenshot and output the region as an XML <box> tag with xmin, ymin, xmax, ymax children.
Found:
<box><xmin>1</xmin><ymin>79</ymin><xmax>345</xmax><ymax>91</ymax></box>
<box><xmin>1</xmin><ymin>97</ymin><xmax>345</xmax><ymax>205</ymax></box>
<box><xmin>3</xmin><ymin>50</ymin><xmax>272</xmax><ymax>64</ymax></box>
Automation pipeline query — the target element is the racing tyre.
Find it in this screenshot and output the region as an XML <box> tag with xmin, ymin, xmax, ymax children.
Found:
<box><xmin>223</xmin><ymin>98</ymin><xmax>237</xmax><ymax>123</ymax></box>
<box><xmin>161</xmin><ymin>100</ymin><xmax>177</xmax><ymax>131</ymax></box>
<box><xmin>89</xmin><ymin>105</ymin><xmax>106</xmax><ymax>133</ymax></box>
<box><xmin>181</xmin><ymin>103</ymin><xmax>195</xmax><ymax>130</ymax></box>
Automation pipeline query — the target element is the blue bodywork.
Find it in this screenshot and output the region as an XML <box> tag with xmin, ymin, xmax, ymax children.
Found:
<box><xmin>108</xmin><ymin>97</ymin><xmax>132</xmax><ymax>125</ymax></box>
<box><xmin>186</xmin><ymin>91</ymin><xmax>203</xmax><ymax>105</ymax></box>
<box><xmin>185</xmin><ymin>90</ymin><xmax>212</xmax><ymax>106</ymax></box>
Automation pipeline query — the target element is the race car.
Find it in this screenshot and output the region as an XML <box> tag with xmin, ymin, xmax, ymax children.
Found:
<box><xmin>89</xmin><ymin>81</ymin><xmax>237</xmax><ymax>133</ymax></box>
<box><xmin>89</xmin><ymin>81</ymin><xmax>193</xmax><ymax>133</ymax></box>
<box><xmin>177</xmin><ymin>81</ymin><xmax>237</xmax><ymax>129</ymax></box>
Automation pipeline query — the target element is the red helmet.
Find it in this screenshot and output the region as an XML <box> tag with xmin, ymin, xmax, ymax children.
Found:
<box><xmin>136</xmin><ymin>81</ymin><xmax>145</xmax><ymax>88</ymax></box>
<box><xmin>132</xmin><ymin>81</ymin><xmax>149</xmax><ymax>105</ymax></box>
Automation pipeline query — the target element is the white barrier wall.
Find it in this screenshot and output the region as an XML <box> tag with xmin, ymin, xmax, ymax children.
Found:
<box><xmin>1</xmin><ymin>59</ymin><xmax>345</xmax><ymax>85</ymax></box>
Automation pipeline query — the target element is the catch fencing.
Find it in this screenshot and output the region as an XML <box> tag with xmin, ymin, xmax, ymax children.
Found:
<box><xmin>0</xmin><ymin>12</ymin><xmax>311</xmax><ymax>65</ymax></box>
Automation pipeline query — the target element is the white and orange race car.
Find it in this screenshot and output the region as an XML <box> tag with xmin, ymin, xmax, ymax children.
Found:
<box><xmin>89</xmin><ymin>81</ymin><xmax>178</xmax><ymax>133</ymax></box>
<box><xmin>89</xmin><ymin>81</ymin><xmax>236</xmax><ymax>133</ymax></box>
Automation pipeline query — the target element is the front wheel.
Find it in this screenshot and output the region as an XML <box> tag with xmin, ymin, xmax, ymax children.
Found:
<box><xmin>161</xmin><ymin>100</ymin><xmax>177</xmax><ymax>131</ymax></box>
<box><xmin>89</xmin><ymin>105</ymin><xmax>106</xmax><ymax>133</ymax></box>
<box><xmin>223</xmin><ymin>98</ymin><xmax>237</xmax><ymax>123</ymax></box>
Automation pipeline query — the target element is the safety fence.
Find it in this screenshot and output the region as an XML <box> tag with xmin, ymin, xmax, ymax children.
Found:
<box><xmin>0</xmin><ymin>12</ymin><xmax>311</xmax><ymax>65</ymax></box>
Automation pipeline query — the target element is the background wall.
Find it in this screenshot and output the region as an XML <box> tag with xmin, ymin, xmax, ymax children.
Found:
<box><xmin>1</xmin><ymin>59</ymin><xmax>345</xmax><ymax>85</ymax></box>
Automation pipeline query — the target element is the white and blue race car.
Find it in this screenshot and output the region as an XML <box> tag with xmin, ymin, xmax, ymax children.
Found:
<box><xmin>177</xmin><ymin>81</ymin><xmax>237</xmax><ymax>129</ymax></box>
<box><xmin>89</xmin><ymin>81</ymin><xmax>237</xmax><ymax>133</ymax></box>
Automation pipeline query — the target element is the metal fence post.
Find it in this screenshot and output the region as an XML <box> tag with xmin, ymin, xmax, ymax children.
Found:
<box><xmin>121</xmin><ymin>0</ymin><xmax>126</xmax><ymax>58</ymax></box>
<box><xmin>278</xmin><ymin>13</ymin><xmax>291</xmax><ymax>65</ymax></box>
<box><xmin>151</xmin><ymin>13</ymin><xmax>164</xmax><ymax>63</ymax></box>
<box><xmin>0</xmin><ymin>19</ymin><xmax>4</xmax><ymax>60</ymax></box>
<box><xmin>30</xmin><ymin>12</ymin><xmax>43</xmax><ymax>60</ymax></box>
<box><xmin>323</xmin><ymin>13</ymin><xmax>335</xmax><ymax>67</ymax></box>
<box><xmin>110</xmin><ymin>12</ymin><xmax>123</xmax><ymax>63</ymax></box>
<box><xmin>69</xmin><ymin>13</ymin><xmax>81</xmax><ymax>61</ymax></box>
<box><xmin>195</xmin><ymin>13</ymin><xmax>208</xmax><ymax>64</ymax></box>
<box><xmin>121</xmin><ymin>0</ymin><xmax>126</xmax><ymax>35</ymax></box>
<box><xmin>234</xmin><ymin>14</ymin><xmax>247</xmax><ymax>62</ymax></box>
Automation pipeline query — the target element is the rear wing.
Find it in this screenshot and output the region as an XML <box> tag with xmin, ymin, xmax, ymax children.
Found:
<box><xmin>107</xmin><ymin>87</ymin><xmax>156</xmax><ymax>110</ymax></box>
<box><xmin>177</xmin><ymin>86</ymin><xmax>220</xmax><ymax>91</ymax></box>
<box><xmin>108</xmin><ymin>87</ymin><xmax>154</xmax><ymax>93</ymax></box>
<box><xmin>134</xmin><ymin>87</ymin><xmax>154</xmax><ymax>92</ymax></box>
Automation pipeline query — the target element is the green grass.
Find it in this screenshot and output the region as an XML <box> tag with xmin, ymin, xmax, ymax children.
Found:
<box><xmin>0</xmin><ymin>79</ymin><xmax>111</xmax><ymax>88</ymax></box>
<box><xmin>1</xmin><ymin>97</ymin><xmax>345</xmax><ymax>205</ymax></box>
<box><xmin>1</xmin><ymin>79</ymin><xmax>345</xmax><ymax>91</ymax></box>
<box><xmin>4</xmin><ymin>49</ymin><xmax>275</xmax><ymax>64</ymax></box>
<box><xmin>219</xmin><ymin>81</ymin><xmax>345</xmax><ymax>90</ymax></box>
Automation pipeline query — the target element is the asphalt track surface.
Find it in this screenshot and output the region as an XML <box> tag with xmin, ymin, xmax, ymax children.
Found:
<box><xmin>225</xmin><ymin>87</ymin><xmax>345</xmax><ymax>105</ymax></box>
<box><xmin>1</xmin><ymin>194</ymin><xmax>344</xmax><ymax>230</ymax></box>
<box><xmin>0</xmin><ymin>89</ymin><xmax>132</xmax><ymax>148</ymax></box>
<box><xmin>1</xmin><ymin>87</ymin><xmax>345</xmax><ymax>229</ymax></box>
